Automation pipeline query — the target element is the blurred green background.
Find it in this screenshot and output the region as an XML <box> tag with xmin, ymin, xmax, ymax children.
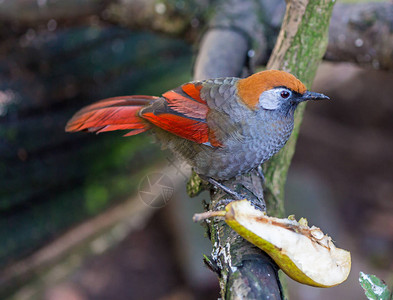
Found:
<box><xmin>0</xmin><ymin>27</ymin><xmax>193</xmax><ymax>265</ymax></box>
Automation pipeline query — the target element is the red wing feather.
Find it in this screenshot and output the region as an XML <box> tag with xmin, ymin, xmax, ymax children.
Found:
<box><xmin>65</xmin><ymin>95</ymin><xmax>156</xmax><ymax>135</ymax></box>
<box><xmin>66</xmin><ymin>82</ymin><xmax>224</xmax><ymax>147</ymax></box>
<box><xmin>181</xmin><ymin>83</ymin><xmax>205</xmax><ymax>104</ymax></box>
<box><xmin>163</xmin><ymin>90</ymin><xmax>208</xmax><ymax>119</ymax></box>
<box><xmin>139</xmin><ymin>83</ymin><xmax>223</xmax><ymax>147</ymax></box>
<box><xmin>142</xmin><ymin>112</ymin><xmax>209</xmax><ymax>144</ymax></box>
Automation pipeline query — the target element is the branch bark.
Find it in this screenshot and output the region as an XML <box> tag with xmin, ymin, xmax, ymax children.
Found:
<box><xmin>192</xmin><ymin>1</ymin><xmax>283</xmax><ymax>298</ymax></box>
<box><xmin>191</xmin><ymin>0</ymin><xmax>335</xmax><ymax>299</ymax></box>
<box><xmin>264</xmin><ymin>0</ymin><xmax>335</xmax><ymax>217</ymax></box>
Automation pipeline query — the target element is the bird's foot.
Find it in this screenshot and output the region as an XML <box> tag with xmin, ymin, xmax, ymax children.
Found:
<box><xmin>200</xmin><ymin>176</ymin><xmax>243</xmax><ymax>201</ymax></box>
<box><xmin>257</xmin><ymin>165</ymin><xmax>265</xmax><ymax>183</ymax></box>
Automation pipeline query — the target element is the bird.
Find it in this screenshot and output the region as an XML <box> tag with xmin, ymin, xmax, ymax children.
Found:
<box><xmin>66</xmin><ymin>70</ymin><xmax>329</xmax><ymax>196</ymax></box>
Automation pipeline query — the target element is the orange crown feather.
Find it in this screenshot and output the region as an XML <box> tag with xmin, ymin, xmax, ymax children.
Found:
<box><xmin>237</xmin><ymin>70</ymin><xmax>307</xmax><ymax>110</ymax></box>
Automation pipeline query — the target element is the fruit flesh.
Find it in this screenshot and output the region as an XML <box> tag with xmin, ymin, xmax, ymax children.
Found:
<box><xmin>224</xmin><ymin>200</ymin><xmax>351</xmax><ymax>288</ymax></box>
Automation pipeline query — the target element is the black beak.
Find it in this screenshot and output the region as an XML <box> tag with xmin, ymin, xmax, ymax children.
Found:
<box><xmin>301</xmin><ymin>91</ymin><xmax>330</xmax><ymax>101</ymax></box>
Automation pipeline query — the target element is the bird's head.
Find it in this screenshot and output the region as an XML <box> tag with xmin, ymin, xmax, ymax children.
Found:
<box><xmin>237</xmin><ymin>70</ymin><xmax>329</xmax><ymax>113</ymax></box>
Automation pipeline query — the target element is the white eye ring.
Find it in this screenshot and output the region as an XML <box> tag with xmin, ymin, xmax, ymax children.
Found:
<box><xmin>259</xmin><ymin>88</ymin><xmax>290</xmax><ymax>110</ymax></box>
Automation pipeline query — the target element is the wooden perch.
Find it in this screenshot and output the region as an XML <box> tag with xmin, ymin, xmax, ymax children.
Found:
<box><xmin>189</xmin><ymin>0</ymin><xmax>282</xmax><ymax>299</ymax></box>
<box><xmin>191</xmin><ymin>0</ymin><xmax>335</xmax><ymax>298</ymax></box>
<box><xmin>192</xmin><ymin>1</ymin><xmax>281</xmax><ymax>296</ymax></box>
<box><xmin>264</xmin><ymin>0</ymin><xmax>335</xmax><ymax>217</ymax></box>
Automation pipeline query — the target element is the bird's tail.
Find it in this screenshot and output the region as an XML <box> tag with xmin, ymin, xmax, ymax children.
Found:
<box><xmin>65</xmin><ymin>95</ymin><xmax>157</xmax><ymax>136</ymax></box>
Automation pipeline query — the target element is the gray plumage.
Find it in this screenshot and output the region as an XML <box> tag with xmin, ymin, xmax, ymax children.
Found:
<box><xmin>153</xmin><ymin>77</ymin><xmax>297</xmax><ymax>180</ymax></box>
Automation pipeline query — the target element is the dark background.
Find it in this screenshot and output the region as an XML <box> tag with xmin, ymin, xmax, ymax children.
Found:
<box><xmin>0</xmin><ymin>1</ymin><xmax>392</xmax><ymax>299</ymax></box>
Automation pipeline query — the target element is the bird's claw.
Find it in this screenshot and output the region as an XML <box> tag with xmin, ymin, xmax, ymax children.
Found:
<box><xmin>257</xmin><ymin>165</ymin><xmax>265</xmax><ymax>183</ymax></box>
<box><xmin>203</xmin><ymin>177</ymin><xmax>243</xmax><ymax>200</ymax></box>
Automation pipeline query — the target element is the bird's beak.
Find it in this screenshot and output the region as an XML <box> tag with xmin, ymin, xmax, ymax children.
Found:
<box><xmin>301</xmin><ymin>91</ymin><xmax>330</xmax><ymax>101</ymax></box>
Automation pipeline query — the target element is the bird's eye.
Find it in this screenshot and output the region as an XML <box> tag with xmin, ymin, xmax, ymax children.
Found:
<box><xmin>280</xmin><ymin>90</ymin><xmax>291</xmax><ymax>99</ymax></box>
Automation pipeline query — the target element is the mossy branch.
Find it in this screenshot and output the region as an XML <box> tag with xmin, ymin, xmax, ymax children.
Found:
<box><xmin>190</xmin><ymin>0</ymin><xmax>335</xmax><ymax>299</ymax></box>
<box><xmin>264</xmin><ymin>0</ymin><xmax>335</xmax><ymax>217</ymax></box>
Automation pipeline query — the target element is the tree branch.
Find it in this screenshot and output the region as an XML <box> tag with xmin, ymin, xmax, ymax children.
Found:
<box><xmin>326</xmin><ymin>2</ymin><xmax>393</xmax><ymax>70</ymax></box>
<box><xmin>264</xmin><ymin>0</ymin><xmax>335</xmax><ymax>216</ymax></box>
<box><xmin>192</xmin><ymin>0</ymin><xmax>283</xmax><ymax>298</ymax></box>
<box><xmin>192</xmin><ymin>0</ymin><xmax>335</xmax><ymax>299</ymax></box>
<box><xmin>193</xmin><ymin>0</ymin><xmax>282</xmax><ymax>80</ymax></box>
<box><xmin>191</xmin><ymin>0</ymin><xmax>281</xmax><ymax>299</ymax></box>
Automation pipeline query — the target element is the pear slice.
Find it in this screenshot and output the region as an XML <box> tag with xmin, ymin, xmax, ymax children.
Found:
<box><xmin>194</xmin><ymin>200</ymin><xmax>351</xmax><ymax>287</ymax></box>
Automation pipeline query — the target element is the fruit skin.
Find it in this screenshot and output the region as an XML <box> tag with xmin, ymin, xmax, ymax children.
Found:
<box><xmin>225</xmin><ymin>208</ymin><xmax>324</xmax><ymax>287</ymax></box>
<box><xmin>66</xmin><ymin>70</ymin><xmax>328</xmax><ymax>180</ymax></box>
<box><xmin>222</xmin><ymin>200</ymin><xmax>351</xmax><ymax>288</ymax></box>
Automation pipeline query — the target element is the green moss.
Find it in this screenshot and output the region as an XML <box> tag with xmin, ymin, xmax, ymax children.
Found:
<box><xmin>186</xmin><ymin>171</ymin><xmax>204</xmax><ymax>197</ymax></box>
<box><xmin>263</xmin><ymin>0</ymin><xmax>335</xmax><ymax>217</ymax></box>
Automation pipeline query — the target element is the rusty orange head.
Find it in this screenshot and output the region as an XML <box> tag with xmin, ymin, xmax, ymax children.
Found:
<box><xmin>237</xmin><ymin>70</ymin><xmax>328</xmax><ymax>111</ymax></box>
